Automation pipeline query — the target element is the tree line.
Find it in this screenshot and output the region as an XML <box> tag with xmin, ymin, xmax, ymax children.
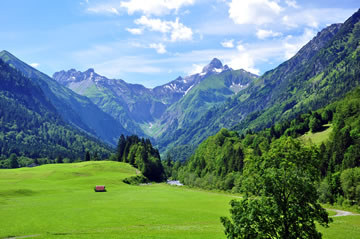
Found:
<box><xmin>168</xmin><ymin>87</ymin><xmax>360</xmax><ymax>208</ymax></box>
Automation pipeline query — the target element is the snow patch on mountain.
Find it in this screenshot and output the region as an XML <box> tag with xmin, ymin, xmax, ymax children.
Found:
<box><xmin>184</xmin><ymin>84</ymin><xmax>195</xmax><ymax>96</ymax></box>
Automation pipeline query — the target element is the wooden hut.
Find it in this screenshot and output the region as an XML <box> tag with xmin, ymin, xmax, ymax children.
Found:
<box><xmin>94</xmin><ymin>185</ymin><xmax>106</xmax><ymax>192</ymax></box>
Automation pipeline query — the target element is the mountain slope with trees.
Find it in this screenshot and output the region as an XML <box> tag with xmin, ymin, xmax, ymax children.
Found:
<box><xmin>0</xmin><ymin>51</ymin><xmax>128</xmax><ymax>145</ymax></box>
<box><xmin>174</xmin><ymin>86</ymin><xmax>360</xmax><ymax>208</ymax></box>
<box><xmin>0</xmin><ymin>59</ymin><xmax>112</xmax><ymax>167</ymax></box>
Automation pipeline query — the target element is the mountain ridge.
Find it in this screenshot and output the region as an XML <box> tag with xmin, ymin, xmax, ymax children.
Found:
<box><xmin>0</xmin><ymin>58</ymin><xmax>112</xmax><ymax>160</ymax></box>
<box><xmin>0</xmin><ymin>50</ymin><xmax>129</xmax><ymax>145</ymax></box>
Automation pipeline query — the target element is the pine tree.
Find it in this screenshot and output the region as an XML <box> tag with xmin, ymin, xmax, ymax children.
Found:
<box><xmin>84</xmin><ymin>151</ymin><xmax>91</xmax><ymax>161</ymax></box>
<box><xmin>116</xmin><ymin>134</ymin><xmax>126</xmax><ymax>161</ymax></box>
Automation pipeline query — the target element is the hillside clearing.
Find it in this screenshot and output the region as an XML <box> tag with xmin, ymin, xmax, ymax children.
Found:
<box><xmin>301</xmin><ymin>124</ymin><xmax>333</xmax><ymax>145</ymax></box>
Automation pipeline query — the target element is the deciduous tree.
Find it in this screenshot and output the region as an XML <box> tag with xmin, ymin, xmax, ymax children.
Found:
<box><xmin>221</xmin><ymin>138</ymin><xmax>331</xmax><ymax>239</ymax></box>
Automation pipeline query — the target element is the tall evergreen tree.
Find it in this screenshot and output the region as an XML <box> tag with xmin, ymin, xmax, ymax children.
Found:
<box><xmin>84</xmin><ymin>151</ymin><xmax>91</xmax><ymax>161</ymax></box>
<box><xmin>116</xmin><ymin>134</ymin><xmax>126</xmax><ymax>161</ymax></box>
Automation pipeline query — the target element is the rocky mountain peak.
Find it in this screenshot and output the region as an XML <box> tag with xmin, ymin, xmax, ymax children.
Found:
<box><xmin>201</xmin><ymin>58</ymin><xmax>231</xmax><ymax>74</ymax></box>
<box><xmin>202</xmin><ymin>58</ymin><xmax>223</xmax><ymax>72</ymax></box>
<box><xmin>293</xmin><ymin>23</ymin><xmax>342</xmax><ymax>62</ymax></box>
<box><xmin>85</xmin><ymin>68</ymin><xmax>95</xmax><ymax>74</ymax></box>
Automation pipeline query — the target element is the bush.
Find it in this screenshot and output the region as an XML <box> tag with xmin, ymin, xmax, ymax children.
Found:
<box><xmin>122</xmin><ymin>175</ymin><xmax>149</xmax><ymax>185</ymax></box>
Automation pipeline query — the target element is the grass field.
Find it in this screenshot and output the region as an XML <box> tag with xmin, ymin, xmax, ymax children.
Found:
<box><xmin>301</xmin><ymin>124</ymin><xmax>333</xmax><ymax>145</ymax></box>
<box><xmin>0</xmin><ymin>161</ymin><xmax>359</xmax><ymax>239</ymax></box>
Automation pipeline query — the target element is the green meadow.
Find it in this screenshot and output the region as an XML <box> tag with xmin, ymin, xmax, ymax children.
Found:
<box><xmin>300</xmin><ymin>124</ymin><xmax>333</xmax><ymax>145</ymax></box>
<box><xmin>0</xmin><ymin>161</ymin><xmax>359</xmax><ymax>239</ymax></box>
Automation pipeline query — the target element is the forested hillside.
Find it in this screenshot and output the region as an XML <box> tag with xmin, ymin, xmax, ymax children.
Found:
<box><xmin>0</xmin><ymin>51</ymin><xmax>128</xmax><ymax>145</ymax></box>
<box><xmin>174</xmin><ymin>87</ymin><xmax>360</xmax><ymax>206</ymax></box>
<box><xmin>158</xmin><ymin>9</ymin><xmax>360</xmax><ymax>155</ymax></box>
<box><xmin>0</xmin><ymin>59</ymin><xmax>112</xmax><ymax>167</ymax></box>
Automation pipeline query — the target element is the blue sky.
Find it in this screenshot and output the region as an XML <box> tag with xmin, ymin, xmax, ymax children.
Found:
<box><xmin>0</xmin><ymin>0</ymin><xmax>358</xmax><ymax>87</ymax></box>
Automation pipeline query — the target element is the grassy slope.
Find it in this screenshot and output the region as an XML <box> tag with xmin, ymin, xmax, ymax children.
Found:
<box><xmin>0</xmin><ymin>161</ymin><xmax>358</xmax><ymax>238</ymax></box>
<box><xmin>320</xmin><ymin>216</ymin><xmax>360</xmax><ymax>239</ymax></box>
<box><xmin>301</xmin><ymin>124</ymin><xmax>333</xmax><ymax>145</ymax></box>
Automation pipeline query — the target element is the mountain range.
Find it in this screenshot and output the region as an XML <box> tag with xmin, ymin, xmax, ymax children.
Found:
<box><xmin>52</xmin><ymin>58</ymin><xmax>257</xmax><ymax>140</ymax></box>
<box><xmin>1</xmin><ymin>8</ymin><xmax>359</xmax><ymax>160</ymax></box>
<box><xmin>156</xmin><ymin>9</ymin><xmax>360</xmax><ymax>154</ymax></box>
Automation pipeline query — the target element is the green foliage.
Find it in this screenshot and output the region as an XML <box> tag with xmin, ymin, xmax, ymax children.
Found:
<box><xmin>122</xmin><ymin>175</ymin><xmax>149</xmax><ymax>185</ymax></box>
<box><xmin>8</xmin><ymin>153</ymin><xmax>19</xmax><ymax>168</ymax></box>
<box><xmin>310</xmin><ymin>113</ymin><xmax>323</xmax><ymax>132</ymax></box>
<box><xmin>116</xmin><ymin>134</ymin><xmax>165</xmax><ymax>182</ymax></box>
<box><xmin>221</xmin><ymin>138</ymin><xmax>331</xmax><ymax>239</ymax></box>
<box><xmin>162</xmin><ymin>144</ymin><xmax>196</xmax><ymax>162</ymax></box>
<box><xmin>177</xmin><ymin>129</ymin><xmax>244</xmax><ymax>191</ymax></box>
<box><xmin>174</xmin><ymin>86</ymin><xmax>360</xmax><ymax>211</ymax></box>
<box><xmin>340</xmin><ymin>167</ymin><xmax>360</xmax><ymax>204</ymax></box>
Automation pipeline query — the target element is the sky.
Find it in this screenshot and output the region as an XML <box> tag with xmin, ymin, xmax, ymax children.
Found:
<box><xmin>0</xmin><ymin>0</ymin><xmax>358</xmax><ymax>88</ymax></box>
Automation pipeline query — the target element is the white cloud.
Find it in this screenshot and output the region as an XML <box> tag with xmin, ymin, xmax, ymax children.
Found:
<box><xmin>30</xmin><ymin>63</ymin><xmax>40</xmax><ymax>68</ymax></box>
<box><xmin>282</xmin><ymin>8</ymin><xmax>355</xmax><ymax>29</ymax></box>
<box><xmin>134</xmin><ymin>16</ymin><xmax>193</xmax><ymax>42</ymax></box>
<box><xmin>228</xmin><ymin>53</ymin><xmax>260</xmax><ymax>75</ymax></box>
<box><xmin>149</xmin><ymin>43</ymin><xmax>167</xmax><ymax>54</ymax></box>
<box><xmin>87</xmin><ymin>5</ymin><xmax>120</xmax><ymax>15</ymax></box>
<box><xmin>256</xmin><ymin>29</ymin><xmax>282</xmax><ymax>39</ymax></box>
<box><xmin>189</xmin><ymin>63</ymin><xmax>204</xmax><ymax>75</ymax></box>
<box><xmin>236</xmin><ymin>42</ymin><xmax>245</xmax><ymax>52</ymax></box>
<box><xmin>126</xmin><ymin>28</ymin><xmax>143</xmax><ymax>35</ymax></box>
<box><xmin>285</xmin><ymin>0</ymin><xmax>299</xmax><ymax>9</ymax></box>
<box><xmin>282</xmin><ymin>13</ymin><xmax>318</xmax><ymax>28</ymax></box>
<box><xmin>283</xmin><ymin>28</ymin><xmax>316</xmax><ymax>59</ymax></box>
<box><xmin>169</xmin><ymin>18</ymin><xmax>193</xmax><ymax>42</ymax></box>
<box><xmin>120</xmin><ymin>0</ymin><xmax>194</xmax><ymax>16</ymax></box>
<box><xmin>221</xmin><ymin>39</ymin><xmax>234</xmax><ymax>48</ymax></box>
<box><xmin>94</xmin><ymin>56</ymin><xmax>164</xmax><ymax>77</ymax></box>
<box><xmin>135</xmin><ymin>16</ymin><xmax>171</xmax><ymax>33</ymax></box>
<box><xmin>228</xmin><ymin>0</ymin><xmax>283</xmax><ymax>25</ymax></box>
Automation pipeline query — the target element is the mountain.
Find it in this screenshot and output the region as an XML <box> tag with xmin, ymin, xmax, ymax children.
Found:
<box><xmin>53</xmin><ymin>58</ymin><xmax>255</xmax><ymax>140</ymax></box>
<box><xmin>53</xmin><ymin>68</ymin><xmax>148</xmax><ymax>135</ymax></box>
<box><xmin>0</xmin><ymin>51</ymin><xmax>128</xmax><ymax>145</ymax></box>
<box><xmin>0</xmin><ymin>58</ymin><xmax>112</xmax><ymax>160</ymax></box>
<box><xmin>158</xmin><ymin>9</ymin><xmax>360</xmax><ymax>155</ymax></box>
<box><xmin>151</xmin><ymin>68</ymin><xmax>257</xmax><ymax>139</ymax></box>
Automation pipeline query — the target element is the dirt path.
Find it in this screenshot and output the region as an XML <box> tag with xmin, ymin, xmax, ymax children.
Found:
<box><xmin>327</xmin><ymin>209</ymin><xmax>360</xmax><ymax>217</ymax></box>
<box><xmin>4</xmin><ymin>235</ymin><xmax>40</xmax><ymax>239</ymax></box>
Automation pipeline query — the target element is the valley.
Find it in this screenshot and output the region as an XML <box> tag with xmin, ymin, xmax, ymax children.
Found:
<box><xmin>0</xmin><ymin>3</ymin><xmax>360</xmax><ymax>239</ymax></box>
